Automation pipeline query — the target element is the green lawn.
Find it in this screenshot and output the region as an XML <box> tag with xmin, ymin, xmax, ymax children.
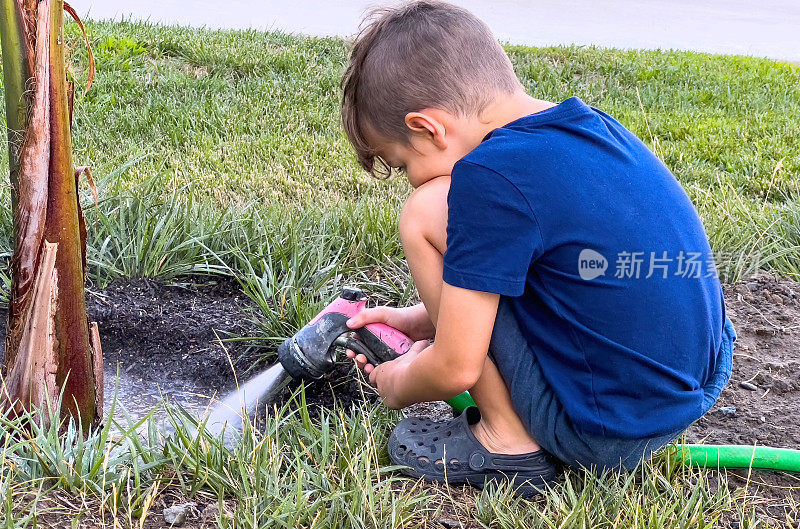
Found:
<box><xmin>64</xmin><ymin>22</ymin><xmax>800</xmax><ymax>204</ymax></box>
<box><xmin>0</xmin><ymin>18</ymin><xmax>798</xmax><ymax>528</ymax></box>
<box><xmin>44</xmin><ymin>19</ymin><xmax>800</xmax><ymax>282</ymax></box>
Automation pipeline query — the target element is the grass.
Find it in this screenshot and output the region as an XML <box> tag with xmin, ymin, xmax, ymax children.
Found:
<box><xmin>0</xmin><ymin>15</ymin><xmax>797</xmax><ymax>528</ymax></box>
<box><xmin>41</xmin><ymin>17</ymin><xmax>800</xmax><ymax>281</ymax></box>
<box><xmin>0</xmin><ymin>392</ymin><xmax>767</xmax><ymax>528</ymax></box>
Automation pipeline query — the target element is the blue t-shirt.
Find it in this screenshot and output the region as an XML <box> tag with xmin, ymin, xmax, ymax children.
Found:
<box><xmin>443</xmin><ymin>97</ymin><xmax>725</xmax><ymax>439</ymax></box>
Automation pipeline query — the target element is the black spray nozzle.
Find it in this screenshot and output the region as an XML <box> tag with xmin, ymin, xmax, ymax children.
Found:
<box><xmin>277</xmin><ymin>286</ymin><xmax>400</xmax><ymax>380</ymax></box>
<box><xmin>277</xmin><ymin>311</ymin><xmax>351</xmax><ymax>380</ymax></box>
<box><xmin>340</xmin><ymin>286</ymin><xmax>363</xmax><ymax>301</ymax></box>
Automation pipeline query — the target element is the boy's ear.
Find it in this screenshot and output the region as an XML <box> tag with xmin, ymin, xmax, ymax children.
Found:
<box><xmin>404</xmin><ymin>111</ymin><xmax>448</xmax><ymax>149</ymax></box>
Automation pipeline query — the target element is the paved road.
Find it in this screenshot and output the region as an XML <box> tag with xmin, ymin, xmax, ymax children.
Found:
<box><xmin>71</xmin><ymin>0</ymin><xmax>799</xmax><ymax>62</ymax></box>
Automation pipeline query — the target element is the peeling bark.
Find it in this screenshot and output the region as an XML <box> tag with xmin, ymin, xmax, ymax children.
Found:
<box><xmin>0</xmin><ymin>0</ymin><xmax>101</xmax><ymax>430</ymax></box>
<box><xmin>1</xmin><ymin>242</ymin><xmax>59</xmax><ymax>417</ymax></box>
<box><xmin>89</xmin><ymin>322</ymin><xmax>103</xmax><ymax>419</ymax></box>
<box><xmin>6</xmin><ymin>0</ymin><xmax>50</xmax><ymax>367</ymax></box>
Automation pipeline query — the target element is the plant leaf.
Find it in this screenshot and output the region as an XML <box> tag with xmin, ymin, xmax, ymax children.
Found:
<box><xmin>62</xmin><ymin>1</ymin><xmax>93</xmax><ymax>93</ymax></box>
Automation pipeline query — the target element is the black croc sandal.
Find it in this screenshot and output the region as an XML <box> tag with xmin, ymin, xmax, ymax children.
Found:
<box><xmin>388</xmin><ymin>407</ymin><xmax>559</xmax><ymax>497</ymax></box>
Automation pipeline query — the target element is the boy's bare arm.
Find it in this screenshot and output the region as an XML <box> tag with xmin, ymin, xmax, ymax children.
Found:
<box><xmin>370</xmin><ymin>283</ymin><xmax>499</xmax><ymax>408</ymax></box>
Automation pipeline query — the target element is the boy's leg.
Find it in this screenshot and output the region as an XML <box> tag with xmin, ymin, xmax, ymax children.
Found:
<box><xmin>399</xmin><ymin>176</ymin><xmax>540</xmax><ymax>455</ymax></box>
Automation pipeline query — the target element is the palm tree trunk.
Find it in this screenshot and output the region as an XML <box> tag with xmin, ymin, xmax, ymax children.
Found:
<box><xmin>0</xmin><ymin>0</ymin><xmax>102</xmax><ymax>429</ymax></box>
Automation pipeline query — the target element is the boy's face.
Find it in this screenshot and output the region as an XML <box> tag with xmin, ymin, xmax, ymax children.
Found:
<box><xmin>373</xmin><ymin>109</ymin><xmax>482</xmax><ymax>188</ymax></box>
<box><xmin>378</xmin><ymin>137</ymin><xmax>462</xmax><ymax>188</ymax></box>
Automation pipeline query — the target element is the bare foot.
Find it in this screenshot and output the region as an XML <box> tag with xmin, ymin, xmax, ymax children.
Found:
<box><xmin>470</xmin><ymin>418</ymin><xmax>541</xmax><ymax>455</ymax></box>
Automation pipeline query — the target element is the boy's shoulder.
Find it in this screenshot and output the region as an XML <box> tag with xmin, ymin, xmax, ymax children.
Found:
<box><xmin>456</xmin><ymin>96</ymin><xmax>650</xmax><ymax>185</ymax></box>
<box><xmin>458</xmin><ymin>97</ymin><xmax>599</xmax><ymax>173</ymax></box>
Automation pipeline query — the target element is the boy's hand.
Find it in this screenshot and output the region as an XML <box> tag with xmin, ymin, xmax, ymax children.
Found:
<box><xmin>347</xmin><ymin>285</ymin><xmax>499</xmax><ymax>409</ymax></box>
<box><xmin>344</xmin><ymin>303</ymin><xmax>435</xmax><ymax>372</ymax></box>
<box><xmin>346</xmin><ymin>303</ymin><xmax>435</xmax><ymax>341</ymax></box>
<box><xmin>368</xmin><ymin>339</ymin><xmax>430</xmax><ymax>409</ymax></box>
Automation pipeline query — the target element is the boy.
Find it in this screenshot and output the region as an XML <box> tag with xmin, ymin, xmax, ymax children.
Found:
<box><xmin>341</xmin><ymin>1</ymin><xmax>735</xmax><ymax>496</ymax></box>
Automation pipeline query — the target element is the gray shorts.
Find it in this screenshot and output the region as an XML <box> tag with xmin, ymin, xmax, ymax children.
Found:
<box><xmin>488</xmin><ymin>298</ymin><xmax>735</xmax><ymax>471</ymax></box>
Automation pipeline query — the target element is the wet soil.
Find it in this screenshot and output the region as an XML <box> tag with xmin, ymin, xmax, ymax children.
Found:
<box><xmin>89</xmin><ymin>277</ymin><xmax>261</xmax><ymax>394</ymax></box>
<box><xmin>1</xmin><ymin>273</ymin><xmax>799</xmax><ymax>526</ymax></box>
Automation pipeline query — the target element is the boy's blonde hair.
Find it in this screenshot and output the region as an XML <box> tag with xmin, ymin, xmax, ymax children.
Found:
<box><xmin>341</xmin><ymin>1</ymin><xmax>520</xmax><ymax>176</ymax></box>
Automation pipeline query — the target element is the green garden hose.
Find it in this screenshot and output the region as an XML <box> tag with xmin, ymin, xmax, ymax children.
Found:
<box><xmin>444</xmin><ymin>391</ymin><xmax>477</xmax><ymax>413</ymax></box>
<box><xmin>445</xmin><ymin>394</ymin><xmax>800</xmax><ymax>472</ymax></box>
<box><xmin>675</xmin><ymin>444</ymin><xmax>800</xmax><ymax>471</ymax></box>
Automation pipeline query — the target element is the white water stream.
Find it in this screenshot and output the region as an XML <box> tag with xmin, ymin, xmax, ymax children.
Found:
<box><xmin>203</xmin><ymin>363</ymin><xmax>291</xmax><ymax>436</ymax></box>
<box><xmin>103</xmin><ymin>362</ymin><xmax>292</xmax><ymax>448</ymax></box>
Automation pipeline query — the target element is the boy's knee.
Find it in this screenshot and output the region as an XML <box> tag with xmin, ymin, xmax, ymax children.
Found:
<box><xmin>399</xmin><ymin>176</ymin><xmax>450</xmax><ymax>253</ymax></box>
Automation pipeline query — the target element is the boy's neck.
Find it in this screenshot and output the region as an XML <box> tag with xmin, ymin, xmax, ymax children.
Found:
<box><xmin>472</xmin><ymin>91</ymin><xmax>556</xmax><ymax>143</ymax></box>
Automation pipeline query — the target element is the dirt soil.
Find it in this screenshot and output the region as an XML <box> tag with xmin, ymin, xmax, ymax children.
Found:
<box><xmin>688</xmin><ymin>273</ymin><xmax>800</xmax><ymax>450</ymax></box>
<box><xmin>685</xmin><ymin>272</ymin><xmax>800</xmax><ymax>525</ymax></box>
<box><xmin>0</xmin><ymin>277</ymin><xmax>260</xmax><ymax>391</ymax></box>
<box><xmin>88</xmin><ymin>277</ymin><xmax>262</xmax><ymax>392</ymax></box>
<box><xmin>1</xmin><ymin>273</ymin><xmax>799</xmax><ymax>527</ymax></box>
<box><xmin>11</xmin><ymin>486</ymin><xmax>235</xmax><ymax>529</ymax></box>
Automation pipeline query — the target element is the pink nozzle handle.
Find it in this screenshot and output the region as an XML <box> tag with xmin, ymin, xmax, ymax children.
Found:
<box><xmin>309</xmin><ymin>292</ymin><xmax>414</xmax><ymax>359</ymax></box>
<box><xmin>308</xmin><ymin>296</ymin><xmax>367</xmax><ymax>325</ymax></box>
<box><xmin>362</xmin><ymin>322</ymin><xmax>414</xmax><ymax>356</ymax></box>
